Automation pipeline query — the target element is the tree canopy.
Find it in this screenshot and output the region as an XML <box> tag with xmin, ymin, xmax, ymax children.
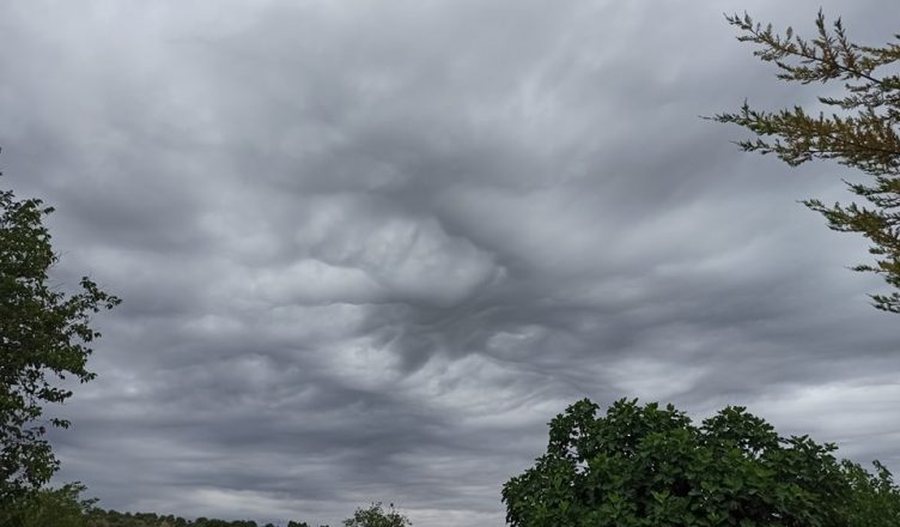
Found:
<box><xmin>0</xmin><ymin>170</ymin><xmax>120</xmax><ymax>510</ymax></box>
<box><xmin>714</xmin><ymin>11</ymin><xmax>900</xmax><ymax>312</ymax></box>
<box><xmin>4</xmin><ymin>483</ymin><xmax>94</xmax><ymax>527</ymax></box>
<box><xmin>341</xmin><ymin>503</ymin><xmax>411</xmax><ymax>527</ymax></box>
<box><xmin>502</xmin><ymin>398</ymin><xmax>900</xmax><ymax>527</ymax></box>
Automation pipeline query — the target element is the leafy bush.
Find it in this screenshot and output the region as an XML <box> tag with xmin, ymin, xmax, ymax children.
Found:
<box><xmin>2</xmin><ymin>483</ymin><xmax>93</xmax><ymax>527</ymax></box>
<box><xmin>503</xmin><ymin>398</ymin><xmax>900</xmax><ymax>527</ymax></box>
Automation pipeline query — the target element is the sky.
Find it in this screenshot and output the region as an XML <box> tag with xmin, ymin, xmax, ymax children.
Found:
<box><xmin>1</xmin><ymin>1</ymin><xmax>899</xmax><ymax>525</ymax></box>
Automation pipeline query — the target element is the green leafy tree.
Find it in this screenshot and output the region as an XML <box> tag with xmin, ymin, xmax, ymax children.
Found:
<box><xmin>342</xmin><ymin>503</ymin><xmax>411</xmax><ymax>527</ymax></box>
<box><xmin>4</xmin><ymin>482</ymin><xmax>94</xmax><ymax>527</ymax></box>
<box><xmin>841</xmin><ymin>459</ymin><xmax>900</xmax><ymax>527</ymax></box>
<box><xmin>0</xmin><ymin>168</ymin><xmax>121</xmax><ymax>507</ymax></box>
<box><xmin>502</xmin><ymin>398</ymin><xmax>899</xmax><ymax>527</ymax></box>
<box><xmin>714</xmin><ymin>11</ymin><xmax>900</xmax><ymax>312</ymax></box>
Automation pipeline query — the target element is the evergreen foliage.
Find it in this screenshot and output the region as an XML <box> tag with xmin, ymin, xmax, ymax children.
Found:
<box><xmin>715</xmin><ymin>11</ymin><xmax>900</xmax><ymax>312</ymax></box>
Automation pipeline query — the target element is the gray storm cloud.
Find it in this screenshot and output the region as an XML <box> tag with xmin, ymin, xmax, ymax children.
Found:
<box><xmin>1</xmin><ymin>1</ymin><xmax>898</xmax><ymax>526</ymax></box>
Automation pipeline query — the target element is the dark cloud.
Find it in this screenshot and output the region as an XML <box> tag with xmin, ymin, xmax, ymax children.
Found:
<box><xmin>2</xmin><ymin>1</ymin><xmax>898</xmax><ymax>525</ymax></box>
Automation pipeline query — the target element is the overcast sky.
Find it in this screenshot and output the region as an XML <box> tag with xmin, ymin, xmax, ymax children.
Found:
<box><xmin>2</xmin><ymin>1</ymin><xmax>899</xmax><ymax>525</ymax></box>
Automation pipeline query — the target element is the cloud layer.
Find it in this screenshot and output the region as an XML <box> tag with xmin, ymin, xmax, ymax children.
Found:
<box><xmin>1</xmin><ymin>1</ymin><xmax>898</xmax><ymax>525</ymax></box>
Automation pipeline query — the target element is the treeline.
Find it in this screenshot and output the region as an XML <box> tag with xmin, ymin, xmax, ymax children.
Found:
<box><xmin>81</xmin><ymin>500</ymin><xmax>409</xmax><ymax>527</ymax></box>
<box><xmin>86</xmin><ymin>508</ymin><xmax>326</xmax><ymax>527</ymax></box>
<box><xmin>2</xmin><ymin>485</ymin><xmax>404</xmax><ymax>527</ymax></box>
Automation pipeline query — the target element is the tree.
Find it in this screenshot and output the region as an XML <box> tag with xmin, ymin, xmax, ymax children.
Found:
<box><xmin>714</xmin><ymin>11</ymin><xmax>900</xmax><ymax>312</ymax></box>
<box><xmin>0</xmin><ymin>168</ymin><xmax>120</xmax><ymax>507</ymax></box>
<box><xmin>5</xmin><ymin>482</ymin><xmax>94</xmax><ymax>527</ymax></box>
<box><xmin>502</xmin><ymin>398</ymin><xmax>900</xmax><ymax>527</ymax></box>
<box><xmin>342</xmin><ymin>503</ymin><xmax>411</xmax><ymax>527</ymax></box>
<box><xmin>841</xmin><ymin>459</ymin><xmax>900</xmax><ymax>527</ymax></box>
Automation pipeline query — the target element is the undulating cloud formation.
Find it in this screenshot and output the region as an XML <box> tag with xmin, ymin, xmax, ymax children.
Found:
<box><xmin>1</xmin><ymin>1</ymin><xmax>898</xmax><ymax>525</ymax></box>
